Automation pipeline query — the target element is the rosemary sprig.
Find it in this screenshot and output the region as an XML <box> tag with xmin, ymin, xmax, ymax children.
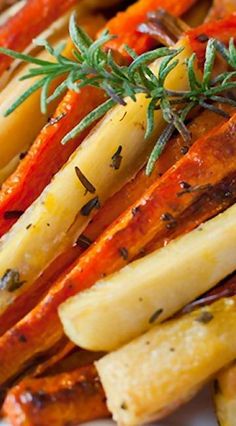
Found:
<box><xmin>1</xmin><ymin>12</ymin><xmax>236</xmax><ymax>175</ymax></box>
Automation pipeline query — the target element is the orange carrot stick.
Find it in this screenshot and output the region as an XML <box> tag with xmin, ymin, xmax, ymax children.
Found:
<box><xmin>104</xmin><ymin>0</ymin><xmax>198</xmax><ymax>58</ymax></box>
<box><xmin>0</xmin><ymin>107</ymin><xmax>228</xmax><ymax>336</ymax></box>
<box><xmin>187</xmin><ymin>13</ymin><xmax>236</xmax><ymax>64</ymax></box>
<box><xmin>0</xmin><ymin>0</ymin><xmax>78</xmax><ymax>76</ymax></box>
<box><xmin>1</xmin><ymin>110</ymin><xmax>236</xmax><ymax>385</ymax></box>
<box><xmin>3</xmin><ymin>365</ymin><xmax>109</xmax><ymax>426</ymax></box>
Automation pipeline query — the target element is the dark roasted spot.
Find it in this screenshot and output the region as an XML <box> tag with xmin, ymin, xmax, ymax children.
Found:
<box><xmin>214</xmin><ymin>380</ymin><xmax>222</xmax><ymax>395</ymax></box>
<box><xmin>149</xmin><ymin>308</ymin><xmax>163</xmax><ymax>324</ymax></box>
<box><xmin>196</xmin><ymin>34</ymin><xmax>209</xmax><ymax>43</ymax></box>
<box><xmin>4</xmin><ymin>210</ymin><xmax>24</xmax><ymax>220</ymax></box>
<box><xmin>119</xmin><ymin>247</ymin><xmax>129</xmax><ymax>260</ymax></box>
<box><xmin>170</xmin><ymin>347</ymin><xmax>175</xmax><ymax>352</ymax></box>
<box><xmin>80</xmin><ymin>196</ymin><xmax>100</xmax><ymax>216</ymax></box>
<box><xmin>26</xmin><ymin>224</ymin><xmax>32</xmax><ymax>230</ymax></box>
<box><xmin>18</xmin><ymin>334</ymin><xmax>27</xmax><ymax>343</ymax></box>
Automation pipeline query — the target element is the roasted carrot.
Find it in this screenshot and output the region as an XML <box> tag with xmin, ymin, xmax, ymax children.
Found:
<box><xmin>206</xmin><ymin>0</ymin><xmax>236</xmax><ymax>21</ymax></box>
<box><xmin>0</xmin><ymin>107</ymin><xmax>228</xmax><ymax>336</ymax></box>
<box><xmin>0</xmin><ymin>0</ymin><xmax>199</xmax><ymax>237</ymax></box>
<box><xmin>0</xmin><ymin>0</ymin><xmax>79</xmax><ymax>76</ymax></box>
<box><xmin>187</xmin><ymin>13</ymin><xmax>236</xmax><ymax>64</ymax></box>
<box><xmin>3</xmin><ymin>365</ymin><xmax>109</xmax><ymax>426</ymax></box>
<box><xmin>103</xmin><ymin>0</ymin><xmax>198</xmax><ymax>58</ymax></box>
<box><xmin>1</xmin><ymin>109</ymin><xmax>236</xmax><ymax>385</ymax></box>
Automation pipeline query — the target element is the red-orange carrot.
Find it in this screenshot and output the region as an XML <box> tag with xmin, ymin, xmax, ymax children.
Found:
<box><xmin>1</xmin><ymin>110</ymin><xmax>236</xmax><ymax>385</ymax></box>
<box><xmin>0</xmin><ymin>0</ymin><xmax>79</xmax><ymax>76</ymax></box>
<box><xmin>104</xmin><ymin>0</ymin><xmax>198</xmax><ymax>58</ymax></box>
<box><xmin>206</xmin><ymin>0</ymin><xmax>236</xmax><ymax>22</ymax></box>
<box><xmin>187</xmin><ymin>13</ymin><xmax>236</xmax><ymax>64</ymax></box>
<box><xmin>0</xmin><ymin>107</ymin><xmax>228</xmax><ymax>336</ymax></box>
<box><xmin>3</xmin><ymin>365</ymin><xmax>109</xmax><ymax>426</ymax></box>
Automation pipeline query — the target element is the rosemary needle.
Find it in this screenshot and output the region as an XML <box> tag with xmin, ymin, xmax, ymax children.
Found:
<box><xmin>1</xmin><ymin>12</ymin><xmax>236</xmax><ymax>174</ymax></box>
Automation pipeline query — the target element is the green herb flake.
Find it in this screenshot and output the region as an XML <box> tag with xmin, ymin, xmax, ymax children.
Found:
<box><xmin>149</xmin><ymin>308</ymin><xmax>163</xmax><ymax>324</ymax></box>
<box><xmin>0</xmin><ymin>269</ymin><xmax>25</xmax><ymax>292</ymax></box>
<box><xmin>195</xmin><ymin>311</ymin><xmax>214</xmax><ymax>324</ymax></box>
<box><xmin>75</xmin><ymin>166</ymin><xmax>96</xmax><ymax>194</ymax></box>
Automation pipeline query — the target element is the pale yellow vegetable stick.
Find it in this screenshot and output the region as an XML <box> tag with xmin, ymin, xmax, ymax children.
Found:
<box><xmin>215</xmin><ymin>363</ymin><xmax>236</xmax><ymax>426</ymax></box>
<box><xmin>0</xmin><ymin>39</ymin><xmax>192</xmax><ymax>316</ymax></box>
<box><xmin>60</xmin><ymin>202</ymin><xmax>236</xmax><ymax>352</ymax></box>
<box><xmin>0</xmin><ymin>8</ymin><xmax>78</xmax><ymax>182</ymax></box>
<box><xmin>97</xmin><ymin>297</ymin><xmax>236</xmax><ymax>426</ymax></box>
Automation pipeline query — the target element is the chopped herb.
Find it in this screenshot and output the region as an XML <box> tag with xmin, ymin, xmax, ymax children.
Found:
<box><xmin>76</xmin><ymin>234</ymin><xmax>92</xmax><ymax>249</ymax></box>
<box><xmin>80</xmin><ymin>196</ymin><xmax>100</xmax><ymax>216</ymax></box>
<box><xmin>180</xmin><ymin>145</ymin><xmax>189</xmax><ymax>155</ymax></box>
<box><xmin>179</xmin><ymin>181</ymin><xmax>191</xmax><ymax>190</ymax></box>
<box><xmin>195</xmin><ymin>311</ymin><xmax>214</xmax><ymax>324</ymax></box>
<box><xmin>4</xmin><ymin>210</ymin><xmax>24</xmax><ymax>220</ymax></box>
<box><xmin>19</xmin><ymin>152</ymin><xmax>27</xmax><ymax>160</ymax></box>
<box><xmin>110</xmin><ymin>145</ymin><xmax>123</xmax><ymax>170</ymax></box>
<box><xmin>26</xmin><ymin>224</ymin><xmax>32</xmax><ymax>230</ymax></box>
<box><xmin>0</xmin><ymin>269</ymin><xmax>25</xmax><ymax>292</ymax></box>
<box><xmin>47</xmin><ymin>112</ymin><xmax>66</xmax><ymax>126</ymax></box>
<box><xmin>160</xmin><ymin>212</ymin><xmax>174</xmax><ymax>222</ymax></box>
<box><xmin>119</xmin><ymin>111</ymin><xmax>127</xmax><ymax>122</ymax></box>
<box><xmin>75</xmin><ymin>166</ymin><xmax>96</xmax><ymax>194</ymax></box>
<box><xmin>160</xmin><ymin>212</ymin><xmax>177</xmax><ymax>229</ymax></box>
<box><xmin>132</xmin><ymin>206</ymin><xmax>141</xmax><ymax>217</ymax></box>
<box><xmin>120</xmin><ymin>402</ymin><xmax>128</xmax><ymax>410</ymax></box>
<box><xmin>119</xmin><ymin>247</ymin><xmax>129</xmax><ymax>260</ymax></box>
<box><xmin>149</xmin><ymin>308</ymin><xmax>163</xmax><ymax>324</ymax></box>
<box><xmin>177</xmin><ymin>183</ymin><xmax>212</xmax><ymax>197</ymax></box>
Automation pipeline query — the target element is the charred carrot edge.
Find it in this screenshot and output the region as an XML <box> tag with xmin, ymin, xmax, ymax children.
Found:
<box><xmin>104</xmin><ymin>0</ymin><xmax>198</xmax><ymax>58</ymax></box>
<box><xmin>187</xmin><ymin>13</ymin><xmax>236</xmax><ymax>64</ymax></box>
<box><xmin>3</xmin><ymin>365</ymin><xmax>109</xmax><ymax>426</ymax></box>
<box><xmin>0</xmin><ymin>0</ymin><xmax>78</xmax><ymax>76</ymax></box>
<box><xmin>1</xmin><ymin>109</ymin><xmax>236</xmax><ymax>385</ymax></box>
<box><xmin>0</xmin><ymin>107</ymin><xmax>228</xmax><ymax>336</ymax></box>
